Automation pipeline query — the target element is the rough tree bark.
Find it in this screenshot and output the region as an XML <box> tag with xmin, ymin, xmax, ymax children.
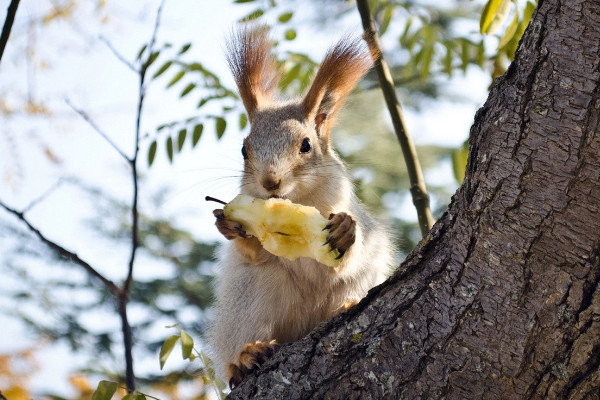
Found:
<box><xmin>228</xmin><ymin>0</ymin><xmax>600</xmax><ymax>398</ymax></box>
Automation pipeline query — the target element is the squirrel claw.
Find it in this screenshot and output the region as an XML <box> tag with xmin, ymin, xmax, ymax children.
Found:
<box><xmin>214</xmin><ymin>209</ymin><xmax>249</xmax><ymax>240</ymax></box>
<box><xmin>227</xmin><ymin>340</ymin><xmax>280</xmax><ymax>389</ymax></box>
<box><xmin>324</xmin><ymin>212</ymin><xmax>356</xmax><ymax>257</ymax></box>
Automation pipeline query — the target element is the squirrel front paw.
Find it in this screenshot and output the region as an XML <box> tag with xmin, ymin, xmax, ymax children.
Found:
<box><xmin>227</xmin><ymin>340</ymin><xmax>280</xmax><ymax>389</ymax></box>
<box><xmin>213</xmin><ymin>209</ymin><xmax>250</xmax><ymax>240</ymax></box>
<box><xmin>324</xmin><ymin>212</ymin><xmax>356</xmax><ymax>259</ymax></box>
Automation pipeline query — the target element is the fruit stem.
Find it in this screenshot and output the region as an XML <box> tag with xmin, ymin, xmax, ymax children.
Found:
<box><xmin>205</xmin><ymin>196</ymin><xmax>227</xmax><ymax>205</ymax></box>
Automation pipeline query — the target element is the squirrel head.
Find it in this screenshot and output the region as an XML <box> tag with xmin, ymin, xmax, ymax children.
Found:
<box><xmin>227</xmin><ymin>26</ymin><xmax>373</xmax><ymax>201</ymax></box>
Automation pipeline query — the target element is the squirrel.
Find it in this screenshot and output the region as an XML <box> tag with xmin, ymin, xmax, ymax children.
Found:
<box><xmin>207</xmin><ymin>26</ymin><xmax>395</xmax><ymax>388</ymax></box>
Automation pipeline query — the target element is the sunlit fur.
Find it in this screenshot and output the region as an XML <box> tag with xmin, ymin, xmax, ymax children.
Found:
<box><xmin>208</xmin><ymin>26</ymin><xmax>394</xmax><ymax>379</ymax></box>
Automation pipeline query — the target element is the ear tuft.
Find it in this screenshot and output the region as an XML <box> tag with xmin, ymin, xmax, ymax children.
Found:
<box><xmin>302</xmin><ymin>35</ymin><xmax>373</xmax><ymax>137</ymax></box>
<box><xmin>226</xmin><ymin>26</ymin><xmax>280</xmax><ymax>122</ymax></box>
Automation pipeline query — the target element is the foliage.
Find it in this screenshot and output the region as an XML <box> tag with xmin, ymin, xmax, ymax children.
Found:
<box><xmin>143</xmin><ymin>42</ymin><xmax>239</xmax><ymax>166</ymax></box>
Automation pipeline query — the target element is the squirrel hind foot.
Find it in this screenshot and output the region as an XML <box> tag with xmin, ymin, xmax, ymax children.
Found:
<box><xmin>227</xmin><ymin>339</ymin><xmax>280</xmax><ymax>389</ymax></box>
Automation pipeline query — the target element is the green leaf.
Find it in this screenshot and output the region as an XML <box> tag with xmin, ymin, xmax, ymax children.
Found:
<box><xmin>135</xmin><ymin>394</ymin><xmax>147</xmax><ymax>400</ymax></box>
<box><xmin>180</xmin><ymin>83</ymin><xmax>196</xmax><ymax>97</ymax></box>
<box><xmin>279</xmin><ymin>63</ymin><xmax>301</xmax><ymax>91</ymax></box>
<box><xmin>146</xmin><ymin>51</ymin><xmax>160</xmax><ymax>68</ymax></box>
<box><xmin>177</xmin><ymin>129</ymin><xmax>187</xmax><ymax>151</ymax></box>
<box><xmin>157</xmin><ymin>122</ymin><xmax>172</xmax><ymax>131</ymax></box>
<box><xmin>460</xmin><ymin>40</ymin><xmax>470</xmax><ymax>73</ymax></box>
<box><xmin>419</xmin><ymin>28</ymin><xmax>436</xmax><ymax>78</ymax></box>
<box><xmin>178</xmin><ymin>43</ymin><xmax>192</xmax><ymax>55</ymax></box>
<box><xmin>167</xmin><ymin>71</ymin><xmax>185</xmax><ymax>88</ymax></box>
<box><xmin>443</xmin><ymin>42</ymin><xmax>454</xmax><ymax>76</ymax></box>
<box><xmin>240</xmin><ymin>8</ymin><xmax>264</xmax><ymax>22</ymax></box>
<box><xmin>181</xmin><ymin>330</ymin><xmax>194</xmax><ymax>360</ymax></box>
<box><xmin>122</xmin><ymin>395</ymin><xmax>135</xmax><ymax>400</ymax></box>
<box><xmin>148</xmin><ymin>140</ymin><xmax>157</xmax><ymax>167</ymax></box>
<box><xmin>452</xmin><ymin>140</ymin><xmax>469</xmax><ymax>184</ymax></box>
<box><xmin>234</xmin><ymin>0</ymin><xmax>255</xmax><ymax>2</ymax></box>
<box><xmin>299</xmin><ymin>68</ymin><xmax>313</xmax><ymax>92</ymax></box>
<box><xmin>136</xmin><ymin>44</ymin><xmax>148</xmax><ymax>60</ymax></box>
<box><xmin>160</xmin><ymin>334</ymin><xmax>180</xmax><ymax>369</ymax></box>
<box><xmin>480</xmin><ymin>0</ymin><xmax>511</xmax><ymax>34</ymax></box>
<box><xmin>152</xmin><ymin>60</ymin><xmax>173</xmax><ymax>79</ymax></box>
<box><xmin>239</xmin><ymin>113</ymin><xmax>248</xmax><ymax>130</ymax></box>
<box><xmin>192</xmin><ymin>124</ymin><xmax>204</xmax><ymax>147</ymax></box>
<box><xmin>91</xmin><ymin>380</ymin><xmax>118</xmax><ymax>400</ymax></box>
<box><xmin>198</xmin><ymin>98</ymin><xmax>209</xmax><ymax>108</ymax></box>
<box><xmin>284</xmin><ymin>29</ymin><xmax>296</xmax><ymax>41</ymax></box>
<box><xmin>278</xmin><ymin>11</ymin><xmax>293</xmax><ymax>23</ymax></box>
<box><xmin>379</xmin><ymin>5</ymin><xmax>394</xmax><ymax>36</ymax></box>
<box><xmin>399</xmin><ymin>17</ymin><xmax>413</xmax><ymax>46</ymax></box>
<box><xmin>215</xmin><ymin>118</ymin><xmax>226</xmax><ymax>139</ymax></box>
<box><xmin>166</xmin><ymin>137</ymin><xmax>174</xmax><ymax>164</ymax></box>
<box><xmin>522</xmin><ymin>1</ymin><xmax>536</xmax><ymax>27</ymax></box>
<box><xmin>477</xmin><ymin>41</ymin><xmax>486</xmax><ymax>67</ymax></box>
<box><xmin>498</xmin><ymin>7</ymin><xmax>519</xmax><ymax>49</ymax></box>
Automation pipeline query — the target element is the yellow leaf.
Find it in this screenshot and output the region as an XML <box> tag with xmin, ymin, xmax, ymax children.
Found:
<box><xmin>480</xmin><ymin>0</ymin><xmax>511</xmax><ymax>34</ymax></box>
<box><xmin>498</xmin><ymin>7</ymin><xmax>519</xmax><ymax>49</ymax></box>
<box><xmin>2</xmin><ymin>385</ymin><xmax>29</xmax><ymax>400</ymax></box>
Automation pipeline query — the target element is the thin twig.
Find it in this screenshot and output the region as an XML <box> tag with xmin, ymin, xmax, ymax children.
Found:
<box><xmin>22</xmin><ymin>178</ymin><xmax>65</xmax><ymax>213</ymax></box>
<box><xmin>356</xmin><ymin>0</ymin><xmax>434</xmax><ymax>237</ymax></box>
<box><xmin>66</xmin><ymin>99</ymin><xmax>131</xmax><ymax>162</ymax></box>
<box><xmin>0</xmin><ymin>199</ymin><xmax>120</xmax><ymax>295</ymax></box>
<box><xmin>0</xmin><ymin>0</ymin><xmax>20</xmax><ymax>67</ymax></box>
<box><xmin>99</xmin><ymin>35</ymin><xmax>137</xmax><ymax>73</ymax></box>
<box><xmin>120</xmin><ymin>0</ymin><xmax>166</xmax><ymax>391</ymax></box>
<box><xmin>124</xmin><ymin>0</ymin><xmax>165</xmax><ymax>291</ymax></box>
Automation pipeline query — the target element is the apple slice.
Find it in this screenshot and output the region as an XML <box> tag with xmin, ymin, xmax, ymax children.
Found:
<box><xmin>211</xmin><ymin>194</ymin><xmax>341</xmax><ymax>267</ymax></box>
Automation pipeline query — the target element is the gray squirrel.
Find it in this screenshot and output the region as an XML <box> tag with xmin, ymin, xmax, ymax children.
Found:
<box><xmin>207</xmin><ymin>26</ymin><xmax>394</xmax><ymax>388</ymax></box>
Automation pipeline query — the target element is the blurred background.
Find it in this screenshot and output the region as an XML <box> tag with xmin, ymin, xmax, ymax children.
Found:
<box><xmin>0</xmin><ymin>0</ymin><xmax>533</xmax><ymax>398</ymax></box>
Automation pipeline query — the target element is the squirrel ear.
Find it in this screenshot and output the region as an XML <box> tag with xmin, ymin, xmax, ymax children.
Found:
<box><xmin>303</xmin><ymin>35</ymin><xmax>372</xmax><ymax>138</ymax></box>
<box><xmin>227</xmin><ymin>26</ymin><xmax>280</xmax><ymax>122</ymax></box>
<box><xmin>315</xmin><ymin>113</ymin><xmax>327</xmax><ymax>134</ymax></box>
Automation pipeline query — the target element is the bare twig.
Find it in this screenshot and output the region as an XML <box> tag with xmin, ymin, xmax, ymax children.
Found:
<box><xmin>356</xmin><ymin>0</ymin><xmax>434</xmax><ymax>237</ymax></box>
<box><xmin>125</xmin><ymin>0</ymin><xmax>165</xmax><ymax>291</ymax></box>
<box><xmin>0</xmin><ymin>0</ymin><xmax>20</xmax><ymax>67</ymax></box>
<box><xmin>99</xmin><ymin>35</ymin><xmax>137</xmax><ymax>73</ymax></box>
<box><xmin>66</xmin><ymin>99</ymin><xmax>131</xmax><ymax>162</ymax></box>
<box><xmin>120</xmin><ymin>0</ymin><xmax>166</xmax><ymax>391</ymax></box>
<box><xmin>0</xmin><ymin>199</ymin><xmax>120</xmax><ymax>295</ymax></box>
<box><xmin>22</xmin><ymin>178</ymin><xmax>65</xmax><ymax>213</ymax></box>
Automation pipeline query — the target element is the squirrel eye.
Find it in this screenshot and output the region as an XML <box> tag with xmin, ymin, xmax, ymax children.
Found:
<box><xmin>241</xmin><ymin>144</ymin><xmax>248</xmax><ymax>160</ymax></box>
<box><xmin>300</xmin><ymin>138</ymin><xmax>311</xmax><ymax>154</ymax></box>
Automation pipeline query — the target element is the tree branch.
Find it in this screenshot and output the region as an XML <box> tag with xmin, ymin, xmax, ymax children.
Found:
<box><xmin>0</xmin><ymin>199</ymin><xmax>120</xmax><ymax>296</ymax></box>
<box><xmin>0</xmin><ymin>0</ymin><xmax>20</xmax><ymax>67</ymax></box>
<box><xmin>356</xmin><ymin>0</ymin><xmax>434</xmax><ymax>237</ymax></box>
<box><xmin>66</xmin><ymin>99</ymin><xmax>131</xmax><ymax>162</ymax></box>
<box><xmin>119</xmin><ymin>1</ymin><xmax>165</xmax><ymax>391</ymax></box>
<box><xmin>99</xmin><ymin>35</ymin><xmax>137</xmax><ymax>73</ymax></box>
<box><xmin>124</xmin><ymin>0</ymin><xmax>165</xmax><ymax>293</ymax></box>
<box><xmin>22</xmin><ymin>178</ymin><xmax>65</xmax><ymax>214</ymax></box>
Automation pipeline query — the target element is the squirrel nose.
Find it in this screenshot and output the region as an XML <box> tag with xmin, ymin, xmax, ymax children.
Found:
<box><xmin>261</xmin><ymin>169</ymin><xmax>281</xmax><ymax>191</ymax></box>
<box><xmin>262</xmin><ymin>176</ymin><xmax>281</xmax><ymax>191</ymax></box>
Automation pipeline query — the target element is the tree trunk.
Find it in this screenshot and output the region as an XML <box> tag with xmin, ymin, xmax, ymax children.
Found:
<box><xmin>228</xmin><ymin>0</ymin><xmax>600</xmax><ymax>398</ymax></box>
